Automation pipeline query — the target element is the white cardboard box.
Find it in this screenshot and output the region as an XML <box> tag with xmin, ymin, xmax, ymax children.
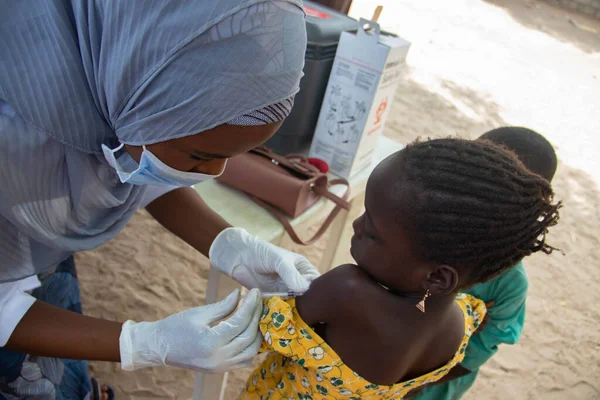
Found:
<box><xmin>309</xmin><ymin>19</ymin><xmax>411</xmax><ymax>179</ymax></box>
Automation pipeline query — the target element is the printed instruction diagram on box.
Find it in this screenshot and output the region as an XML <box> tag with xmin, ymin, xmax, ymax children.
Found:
<box><xmin>324</xmin><ymin>84</ymin><xmax>367</xmax><ymax>146</ymax></box>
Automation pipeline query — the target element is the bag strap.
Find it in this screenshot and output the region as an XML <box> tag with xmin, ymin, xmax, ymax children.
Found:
<box><xmin>248</xmin><ymin>178</ymin><xmax>351</xmax><ymax>245</ymax></box>
<box><xmin>251</xmin><ymin>147</ymin><xmax>320</xmax><ymax>178</ymax></box>
<box><xmin>257</xmin><ymin>149</ymin><xmax>351</xmax><ymax>210</ymax></box>
<box><xmin>312</xmin><ymin>178</ymin><xmax>351</xmax><ymax>210</ymax></box>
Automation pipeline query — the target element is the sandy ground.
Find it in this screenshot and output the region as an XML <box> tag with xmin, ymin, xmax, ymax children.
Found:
<box><xmin>77</xmin><ymin>1</ymin><xmax>600</xmax><ymax>399</ymax></box>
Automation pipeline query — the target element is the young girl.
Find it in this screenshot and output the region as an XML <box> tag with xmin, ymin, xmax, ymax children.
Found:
<box><xmin>239</xmin><ymin>138</ymin><xmax>561</xmax><ymax>399</ymax></box>
<box><xmin>413</xmin><ymin>127</ymin><xmax>559</xmax><ymax>400</ymax></box>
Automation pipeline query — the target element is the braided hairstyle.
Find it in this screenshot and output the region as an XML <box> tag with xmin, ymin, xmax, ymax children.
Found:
<box><xmin>397</xmin><ymin>138</ymin><xmax>561</xmax><ymax>285</ymax></box>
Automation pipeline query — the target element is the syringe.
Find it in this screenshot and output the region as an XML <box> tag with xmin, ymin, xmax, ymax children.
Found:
<box><xmin>260</xmin><ymin>291</ymin><xmax>306</xmax><ymax>299</ymax></box>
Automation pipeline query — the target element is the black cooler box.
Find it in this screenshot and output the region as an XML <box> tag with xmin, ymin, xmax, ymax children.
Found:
<box><xmin>265</xmin><ymin>1</ymin><xmax>357</xmax><ymax>154</ymax></box>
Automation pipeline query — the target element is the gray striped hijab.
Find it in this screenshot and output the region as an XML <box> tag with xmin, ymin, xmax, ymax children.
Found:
<box><xmin>0</xmin><ymin>0</ymin><xmax>306</xmax><ymax>282</ymax></box>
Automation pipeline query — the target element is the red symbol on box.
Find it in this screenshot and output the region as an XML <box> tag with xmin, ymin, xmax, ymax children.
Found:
<box><xmin>304</xmin><ymin>6</ymin><xmax>332</xmax><ymax>19</ymax></box>
<box><xmin>374</xmin><ymin>97</ymin><xmax>388</xmax><ymax>126</ymax></box>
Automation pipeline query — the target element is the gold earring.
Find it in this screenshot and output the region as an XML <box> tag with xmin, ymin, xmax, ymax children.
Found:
<box><xmin>416</xmin><ymin>289</ymin><xmax>431</xmax><ymax>313</ymax></box>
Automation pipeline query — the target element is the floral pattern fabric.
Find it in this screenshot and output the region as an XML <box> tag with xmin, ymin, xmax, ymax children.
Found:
<box><xmin>239</xmin><ymin>293</ymin><xmax>486</xmax><ymax>400</ymax></box>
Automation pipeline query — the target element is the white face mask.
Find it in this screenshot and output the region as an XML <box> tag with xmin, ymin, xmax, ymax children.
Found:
<box><xmin>101</xmin><ymin>144</ymin><xmax>225</xmax><ymax>187</ymax></box>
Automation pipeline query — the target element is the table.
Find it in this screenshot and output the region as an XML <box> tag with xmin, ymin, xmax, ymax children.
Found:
<box><xmin>192</xmin><ymin>136</ymin><xmax>403</xmax><ymax>400</ymax></box>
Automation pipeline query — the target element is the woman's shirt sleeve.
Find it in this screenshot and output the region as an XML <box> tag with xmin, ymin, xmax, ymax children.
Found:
<box><xmin>0</xmin><ymin>276</ymin><xmax>40</xmax><ymax>346</ymax></box>
<box><xmin>138</xmin><ymin>185</ymin><xmax>178</xmax><ymax>209</ymax></box>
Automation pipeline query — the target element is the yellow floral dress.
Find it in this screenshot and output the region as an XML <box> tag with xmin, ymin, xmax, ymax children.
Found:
<box><xmin>238</xmin><ymin>293</ymin><xmax>486</xmax><ymax>400</ymax></box>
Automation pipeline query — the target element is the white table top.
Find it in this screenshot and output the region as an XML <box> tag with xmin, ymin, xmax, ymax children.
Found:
<box><xmin>193</xmin><ymin>136</ymin><xmax>404</xmax><ymax>242</ymax></box>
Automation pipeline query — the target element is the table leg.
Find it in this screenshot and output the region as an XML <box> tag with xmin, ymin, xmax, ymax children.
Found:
<box><xmin>193</xmin><ymin>235</ymin><xmax>284</xmax><ymax>400</ymax></box>
<box><xmin>193</xmin><ymin>368</ymin><xmax>229</xmax><ymax>400</ymax></box>
<box><xmin>318</xmin><ymin>193</ymin><xmax>365</xmax><ymax>272</ymax></box>
<box><xmin>193</xmin><ymin>266</ymin><xmax>240</xmax><ymax>400</ymax></box>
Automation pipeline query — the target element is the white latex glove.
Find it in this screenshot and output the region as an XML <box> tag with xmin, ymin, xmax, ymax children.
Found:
<box><xmin>209</xmin><ymin>227</ymin><xmax>321</xmax><ymax>293</ymax></box>
<box><xmin>120</xmin><ymin>288</ymin><xmax>262</xmax><ymax>372</ymax></box>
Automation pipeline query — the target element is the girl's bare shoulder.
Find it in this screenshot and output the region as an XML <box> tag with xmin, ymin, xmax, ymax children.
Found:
<box><xmin>295</xmin><ymin>264</ymin><xmax>377</xmax><ymax>325</ymax></box>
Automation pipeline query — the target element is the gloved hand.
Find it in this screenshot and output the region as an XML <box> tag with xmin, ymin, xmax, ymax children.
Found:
<box><xmin>209</xmin><ymin>227</ymin><xmax>321</xmax><ymax>293</ymax></box>
<box><xmin>120</xmin><ymin>288</ymin><xmax>262</xmax><ymax>372</ymax></box>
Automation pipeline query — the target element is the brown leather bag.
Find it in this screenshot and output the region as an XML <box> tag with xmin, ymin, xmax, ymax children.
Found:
<box><xmin>217</xmin><ymin>146</ymin><xmax>351</xmax><ymax>245</ymax></box>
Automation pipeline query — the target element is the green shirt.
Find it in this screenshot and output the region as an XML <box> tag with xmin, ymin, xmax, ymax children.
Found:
<box><xmin>412</xmin><ymin>262</ymin><xmax>528</xmax><ymax>400</ymax></box>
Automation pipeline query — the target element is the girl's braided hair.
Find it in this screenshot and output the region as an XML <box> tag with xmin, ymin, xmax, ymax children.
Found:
<box><xmin>399</xmin><ymin>138</ymin><xmax>561</xmax><ymax>285</ymax></box>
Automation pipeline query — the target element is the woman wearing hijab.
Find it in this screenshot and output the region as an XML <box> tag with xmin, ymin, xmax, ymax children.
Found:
<box><xmin>0</xmin><ymin>0</ymin><xmax>316</xmax><ymax>398</ymax></box>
